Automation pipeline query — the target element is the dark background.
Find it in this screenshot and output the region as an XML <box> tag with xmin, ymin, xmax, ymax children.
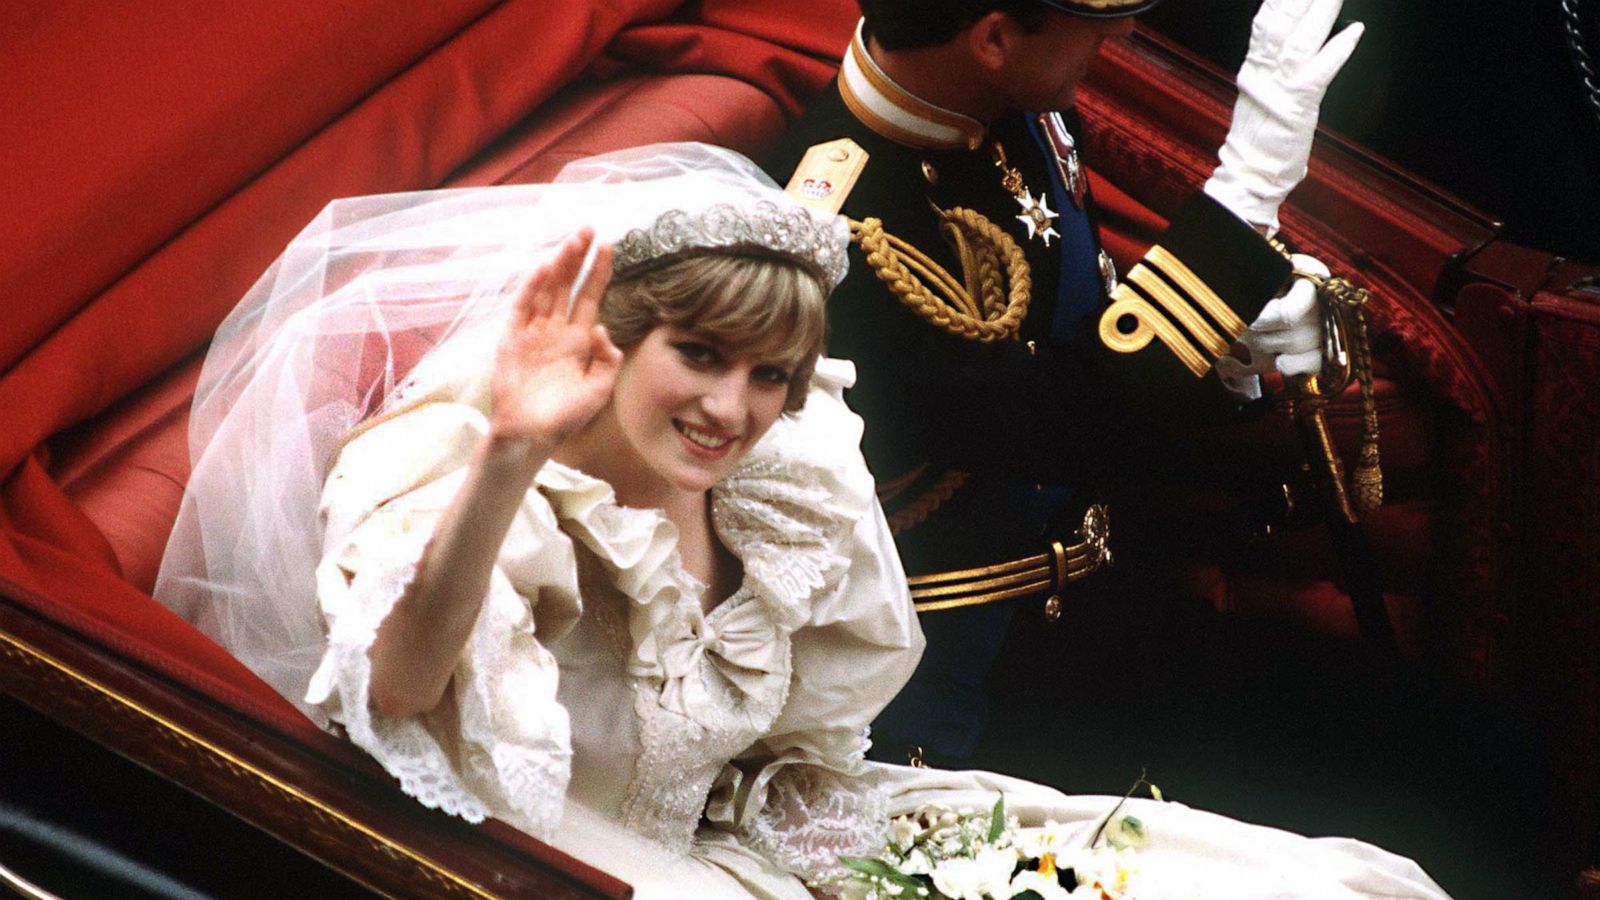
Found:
<box><xmin>974</xmin><ymin>8</ymin><xmax>1599</xmax><ymax>898</ymax></box>
<box><xmin>1144</xmin><ymin>0</ymin><xmax>1600</xmax><ymax>266</ymax></box>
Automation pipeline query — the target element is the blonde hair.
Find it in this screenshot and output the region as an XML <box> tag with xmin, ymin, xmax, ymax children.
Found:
<box><xmin>602</xmin><ymin>252</ymin><xmax>829</xmax><ymax>411</ymax></box>
<box><xmin>344</xmin><ymin>250</ymin><xmax>830</xmax><ymax>455</ymax></box>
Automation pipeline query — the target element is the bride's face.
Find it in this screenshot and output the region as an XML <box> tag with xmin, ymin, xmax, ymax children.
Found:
<box><xmin>607</xmin><ymin>324</ymin><xmax>796</xmax><ymax>494</ymax></box>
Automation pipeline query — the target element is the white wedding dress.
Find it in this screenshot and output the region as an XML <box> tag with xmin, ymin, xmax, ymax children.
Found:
<box><xmin>306</xmin><ymin>360</ymin><xmax>1450</xmax><ymax>900</ymax></box>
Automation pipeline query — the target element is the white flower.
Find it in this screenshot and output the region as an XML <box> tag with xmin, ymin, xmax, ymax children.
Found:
<box><xmin>1009</xmin><ymin>869</ymin><xmax>1074</xmax><ymax>900</ymax></box>
<box><xmin>1057</xmin><ymin>847</ymin><xmax>1111</xmax><ymax>887</ymax></box>
<box><xmin>1013</xmin><ymin>823</ymin><xmax>1075</xmax><ymax>861</ymax></box>
<box><xmin>1057</xmin><ymin>844</ymin><xmax>1140</xmax><ymax>899</ymax></box>
<box><xmin>901</xmin><ymin>847</ymin><xmax>935</xmax><ymax>876</ymax></box>
<box><xmin>930</xmin><ymin>846</ymin><xmax>1018</xmax><ymax>900</ymax></box>
<box><xmin>891</xmin><ymin>816</ymin><xmax>921</xmax><ymax>852</ymax></box>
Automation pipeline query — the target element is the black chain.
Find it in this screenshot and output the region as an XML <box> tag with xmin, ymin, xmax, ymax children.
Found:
<box><xmin>1562</xmin><ymin>0</ymin><xmax>1600</xmax><ymax>127</ymax></box>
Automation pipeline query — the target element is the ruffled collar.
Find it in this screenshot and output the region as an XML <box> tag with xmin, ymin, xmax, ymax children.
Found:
<box><xmin>533</xmin><ymin>437</ymin><xmax>862</xmax><ymax>721</ymax></box>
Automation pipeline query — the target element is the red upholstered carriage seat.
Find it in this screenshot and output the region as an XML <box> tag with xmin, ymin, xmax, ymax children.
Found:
<box><xmin>40</xmin><ymin>69</ymin><xmax>795</xmax><ymax>724</ymax></box>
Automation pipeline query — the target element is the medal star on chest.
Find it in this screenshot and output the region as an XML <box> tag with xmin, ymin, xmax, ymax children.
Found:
<box><xmin>1015</xmin><ymin>191</ymin><xmax>1059</xmax><ymax>247</ymax></box>
<box><xmin>992</xmin><ymin>141</ymin><xmax>1059</xmax><ymax>247</ymax></box>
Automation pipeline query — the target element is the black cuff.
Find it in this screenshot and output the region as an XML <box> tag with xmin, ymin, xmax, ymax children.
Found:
<box><xmin>1162</xmin><ymin>192</ymin><xmax>1293</xmax><ymax>326</ymax></box>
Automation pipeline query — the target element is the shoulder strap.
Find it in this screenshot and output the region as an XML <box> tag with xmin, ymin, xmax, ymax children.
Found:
<box><xmin>783</xmin><ymin>138</ymin><xmax>868</xmax><ymax>215</ymax></box>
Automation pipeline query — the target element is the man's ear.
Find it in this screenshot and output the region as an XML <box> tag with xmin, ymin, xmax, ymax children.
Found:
<box><xmin>965</xmin><ymin>11</ymin><xmax>1017</xmax><ymax>73</ymax></box>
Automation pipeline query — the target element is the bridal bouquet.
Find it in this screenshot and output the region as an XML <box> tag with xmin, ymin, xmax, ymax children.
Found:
<box><xmin>814</xmin><ymin>781</ymin><xmax>1159</xmax><ymax>900</ymax></box>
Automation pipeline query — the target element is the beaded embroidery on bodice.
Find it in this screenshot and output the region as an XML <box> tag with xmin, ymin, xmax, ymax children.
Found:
<box><xmin>549</xmin><ymin>452</ymin><xmax>849</xmax><ymax>853</ymax></box>
<box><xmin>615</xmin><ymin>591</ymin><xmax>790</xmax><ymax>851</ymax></box>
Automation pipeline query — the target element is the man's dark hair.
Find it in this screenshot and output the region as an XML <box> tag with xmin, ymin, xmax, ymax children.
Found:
<box><xmin>858</xmin><ymin>0</ymin><xmax>1050</xmax><ymax>51</ymax></box>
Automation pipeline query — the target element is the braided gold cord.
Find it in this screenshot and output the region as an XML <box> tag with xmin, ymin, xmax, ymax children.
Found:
<box><xmin>876</xmin><ymin>463</ymin><xmax>929</xmax><ymax>506</ymax></box>
<box><xmin>938</xmin><ymin>220</ymin><xmax>985</xmax><ymax>319</ymax></box>
<box><xmin>971</xmin><ymin>234</ymin><xmax>1007</xmax><ymax>320</ymax></box>
<box><xmin>849</xmin><ymin>208</ymin><xmax>1031</xmax><ymax>344</ymax></box>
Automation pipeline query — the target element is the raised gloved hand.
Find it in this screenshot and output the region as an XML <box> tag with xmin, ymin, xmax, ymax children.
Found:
<box><xmin>1203</xmin><ymin>0</ymin><xmax>1364</xmax><ymax>235</ymax></box>
<box><xmin>1216</xmin><ymin>253</ymin><xmax>1329</xmax><ymax>397</ymax></box>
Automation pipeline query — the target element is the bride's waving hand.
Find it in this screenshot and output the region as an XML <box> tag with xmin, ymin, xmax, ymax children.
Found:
<box><xmin>368</xmin><ymin>230</ymin><xmax>617</xmax><ymax>719</ymax></box>
<box><xmin>490</xmin><ymin>229</ymin><xmax>621</xmax><ymax>451</ymax></box>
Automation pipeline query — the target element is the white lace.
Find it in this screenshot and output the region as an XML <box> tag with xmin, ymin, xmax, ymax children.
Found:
<box><xmin>713</xmin><ymin>458</ymin><xmax>853</xmax><ymax>632</ymax></box>
<box><xmin>739</xmin><ymin>764</ymin><xmax>888</xmax><ymax>881</ymax></box>
<box><xmin>306</xmin><ymin>479</ymin><xmax>572</xmax><ymax>838</ymax></box>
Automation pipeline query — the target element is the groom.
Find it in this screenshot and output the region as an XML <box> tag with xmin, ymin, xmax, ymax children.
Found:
<box><xmin>766</xmin><ymin>0</ymin><xmax>1362</xmax><ymax>764</ymax></box>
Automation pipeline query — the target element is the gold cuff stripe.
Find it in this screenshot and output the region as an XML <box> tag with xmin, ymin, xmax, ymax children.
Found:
<box><xmin>1125</xmin><ymin>265</ymin><xmax>1231</xmax><ymax>358</ymax></box>
<box><xmin>1098</xmin><ymin>243</ymin><xmax>1250</xmax><ymax>378</ymax></box>
<box><xmin>1146</xmin><ymin>245</ymin><xmax>1248</xmax><ymax>338</ymax></box>
<box><xmin>1100</xmin><ymin>282</ymin><xmax>1211</xmax><ymax>378</ymax></box>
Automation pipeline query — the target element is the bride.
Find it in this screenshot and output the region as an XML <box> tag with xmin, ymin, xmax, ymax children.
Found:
<box><xmin>155</xmin><ymin>144</ymin><xmax>1448</xmax><ymax>898</ymax></box>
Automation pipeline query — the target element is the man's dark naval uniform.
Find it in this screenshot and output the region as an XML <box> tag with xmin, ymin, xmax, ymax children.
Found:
<box><xmin>765</xmin><ymin>22</ymin><xmax>1291</xmax><ymax>761</ymax></box>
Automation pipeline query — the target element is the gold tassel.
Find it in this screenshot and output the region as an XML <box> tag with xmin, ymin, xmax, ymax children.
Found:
<box><xmin>1353</xmin><ymin>439</ymin><xmax>1383</xmax><ymax>515</ymax></box>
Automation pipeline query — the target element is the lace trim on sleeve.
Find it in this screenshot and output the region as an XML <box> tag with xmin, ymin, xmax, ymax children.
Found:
<box><xmin>306</xmin><ymin>492</ymin><xmax>572</xmax><ymax>839</ymax></box>
<box><xmin>737</xmin><ymin>763</ymin><xmax>887</xmax><ymax>882</ymax></box>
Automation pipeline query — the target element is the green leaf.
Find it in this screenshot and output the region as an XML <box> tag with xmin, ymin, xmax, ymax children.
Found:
<box><xmin>840</xmin><ymin>857</ymin><xmax>902</xmax><ymax>878</ymax></box>
<box><xmin>1149</xmin><ymin>783</ymin><xmax>1164</xmax><ymax>802</ymax></box>
<box><xmin>839</xmin><ymin>856</ymin><xmax>926</xmax><ymax>893</ymax></box>
<box><xmin>988</xmin><ymin>793</ymin><xmax>1006</xmax><ymax>843</ymax></box>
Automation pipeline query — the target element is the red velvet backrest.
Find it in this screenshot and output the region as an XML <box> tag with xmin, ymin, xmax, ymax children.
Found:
<box><xmin>1</xmin><ymin>0</ymin><xmax>851</xmax><ymax>733</ymax></box>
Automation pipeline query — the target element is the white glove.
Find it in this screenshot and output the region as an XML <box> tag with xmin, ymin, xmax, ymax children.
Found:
<box><xmin>1217</xmin><ymin>253</ymin><xmax>1329</xmax><ymax>397</ymax></box>
<box><xmin>1203</xmin><ymin>0</ymin><xmax>1364</xmax><ymax>235</ymax></box>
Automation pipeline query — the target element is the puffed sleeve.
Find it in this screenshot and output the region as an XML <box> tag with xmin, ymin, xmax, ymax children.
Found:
<box><xmin>304</xmin><ymin>401</ymin><xmax>582</xmax><ymax>839</ymax></box>
<box><xmin>702</xmin><ymin>360</ymin><xmax>926</xmax><ymax>879</ymax></box>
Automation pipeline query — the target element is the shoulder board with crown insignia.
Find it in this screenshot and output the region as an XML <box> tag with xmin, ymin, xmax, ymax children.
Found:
<box><xmin>784</xmin><ymin>138</ymin><xmax>868</xmax><ymax>215</ymax></box>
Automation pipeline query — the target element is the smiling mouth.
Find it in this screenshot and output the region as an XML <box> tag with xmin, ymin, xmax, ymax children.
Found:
<box><xmin>673</xmin><ymin>420</ymin><xmax>735</xmax><ymax>452</ymax></box>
